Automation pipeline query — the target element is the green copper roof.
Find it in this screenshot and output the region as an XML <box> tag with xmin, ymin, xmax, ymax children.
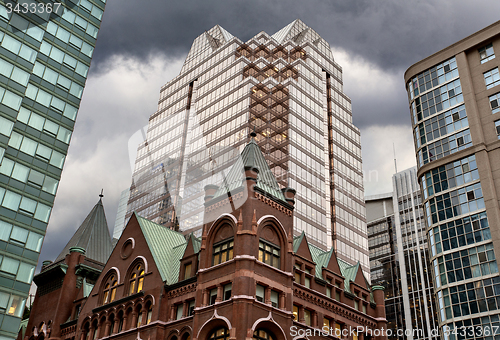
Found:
<box><xmin>135</xmin><ymin>213</ymin><xmax>188</xmax><ymax>284</ymax></box>
<box><xmin>212</xmin><ymin>138</ymin><xmax>286</xmax><ymax>202</ymax></box>
<box><xmin>55</xmin><ymin>198</ymin><xmax>113</xmax><ymax>264</ymax></box>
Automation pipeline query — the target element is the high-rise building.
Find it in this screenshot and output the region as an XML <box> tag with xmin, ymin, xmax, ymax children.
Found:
<box><xmin>366</xmin><ymin>168</ymin><xmax>438</xmax><ymax>340</ymax></box>
<box><xmin>404</xmin><ymin>20</ymin><xmax>500</xmax><ymax>339</ymax></box>
<box><xmin>125</xmin><ymin>19</ymin><xmax>369</xmax><ymax>274</ymax></box>
<box><xmin>0</xmin><ymin>1</ymin><xmax>105</xmax><ymax>338</ymax></box>
<box><xmin>112</xmin><ymin>188</ymin><xmax>130</xmax><ymax>242</ymax></box>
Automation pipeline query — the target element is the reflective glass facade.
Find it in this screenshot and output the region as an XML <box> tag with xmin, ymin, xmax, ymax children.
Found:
<box><xmin>405</xmin><ymin>22</ymin><xmax>500</xmax><ymax>340</ymax></box>
<box><xmin>366</xmin><ymin>168</ymin><xmax>438</xmax><ymax>340</ymax></box>
<box><xmin>0</xmin><ymin>1</ymin><xmax>105</xmax><ymax>338</ymax></box>
<box><xmin>125</xmin><ymin>20</ymin><xmax>369</xmax><ymax>274</ymax></box>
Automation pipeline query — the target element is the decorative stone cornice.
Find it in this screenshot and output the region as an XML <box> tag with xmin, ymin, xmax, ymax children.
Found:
<box><xmin>166</xmin><ymin>282</ymin><xmax>197</xmax><ymax>299</ymax></box>
<box><xmin>254</xmin><ymin>192</ymin><xmax>293</xmax><ymax>216</ymax></box>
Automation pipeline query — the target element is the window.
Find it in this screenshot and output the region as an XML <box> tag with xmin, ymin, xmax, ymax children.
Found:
<box><xmin>294</xmin><ymin>264</ymin><xmax>301</xmax><ymax>283</ymax></box>
<box><xmin>496</xmin><ymin>120</ymin><xmax>500</xmax><ymax>139</ymax></box>
<box><xmin>223</xmin><ymin>283</ymin><xmax>232</xmax><ymax>301</ymax></box>
<box><xmin>304</xmin><ymin>268</ymin><xmax>311</xmax><ymax>288</ymax></box>
<box><xmin>292</xmin><ymin>305</ymin><xmax>298</xmax><ymax>321</ymax></box>
<box><xmin>479</xmin><ymin>44</ymin><xmax>495</xmax><ymax>64</ymax></box>
<box><xmin>209</xmin><ymin>288</ymin><xmax>217</xmax><ymax>305</ymax></box>
<box><xmin>128</xmin><ymin>263</ymin><xmax>145</xmax><ymax>295</ymax></box>
<box><xmin>188</xmin><ymin>300</ymin><xmax>195</xmax><ymax>316</ymax></box>
<box><xmin>258</xmin><ymin>239</ymin><xmax>280</xmax><ymax>268</ymax></box>
<box><xmin>176</xmin><ymin>304</ymin><xmax>183</xmax><ymax>320</ymax></box>
<box><xmin>208</xmin><ymin>328</ymin><xmax>230</xmax><ymax>339</ymax></box>
<box><xmin>484</xmin><ymin>68</ymin><xmax>500</xmax><ymax>89</ymax></box>
<box><xmin>362</xmin><ymin>303</ymin><xmax>367</xmax><ymax>313</ymax></box>
<box><xmin>354</xmin><ymin>299</ymin><xmax>359</xmax><ymax>310</ymax></box>
<box><xmin>102</xmin><ymin>274</ymin><xmax>117</xmax><ymax>305</ymax></box>
<box><xmin>304</xmin><ymin>309</ymin><xmax>311</xmax><ymax>326</ymax></box>
<box><xmin>184</xmin><ymin>263</ymin><xmax>192</xmax><ymax>280</ymax></box>
<box><xmin>270</xmin><ymin>290</ymin><xmax>279</xmax><ymax>308</ymax></box>
<box><xmin>212</xmin><ymin>238</ymin><xmax>233</xmax><ymax>265</ymax></box>
<box><xmin>490</xmin><ymin>93</ymin><xmax>500</xmax><ymax>114</ymax></box>
<box><xmin>326</xmin><ymin>286</ymin><xmax>332</xmax><ymax>298</ymax></box>
<box><xmin>136</xmin><ymin>306</ymin><xmax>143</xmax><ymax>328</ymax></box>
<box><xmin>256</xmin><ymin>284</ymin><xmax>265</xmax><ymax>302</ymax></box>
<box><xmin>323</xmin><ymin>317</ymin><xmax>330</xmax><ymax>329</ymax></box>
<box><xmin>253</xmin><ymin>329</ymin><xmax>275</xmax><ymax>339</ymax></box>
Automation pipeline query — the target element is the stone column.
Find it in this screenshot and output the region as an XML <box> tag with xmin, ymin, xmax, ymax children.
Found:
<box><xmin>104</xmin><ymin>321</ymin><xmax>111</xmax><ymax>337</ymax></box>
<box><xmin>130</xmin><ymin>312</ymin><xmax>138</xmax><ymax>329</ymax></box>
<box><xmin>216</xmin><ymin>285</ymin><xmax>223</xmax><ymax>302</ymax></box>
<box><xmin>279</xmin><ymin>292</ymin><xmax>285</xmax><ymax>309</ymax></box>
<box><xmin>265</xmin><ymin>287</ymin><xmax>271</xmax><ymax>305</ymax></box>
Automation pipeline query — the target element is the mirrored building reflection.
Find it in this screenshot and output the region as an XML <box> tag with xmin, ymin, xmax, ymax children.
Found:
<box><xmin>124</xmin><ymin>20</ymin><xmax>370</xmax><ymax>275</ymax></box>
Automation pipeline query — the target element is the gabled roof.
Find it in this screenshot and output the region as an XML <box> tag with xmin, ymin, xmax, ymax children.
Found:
<box><xmin>212</xmin><ymin>137</ymin><xmax>286</xmax><ymax>202</ymax></box>
<box><xmin>134</xmin><ymin>213</ymin><xmax>187</xmax><ymax>285</ymax></box>
<box><xmin>55</xmin><ymin>198</ymin><xmax>113</xmax><ymax>264</ymax></box>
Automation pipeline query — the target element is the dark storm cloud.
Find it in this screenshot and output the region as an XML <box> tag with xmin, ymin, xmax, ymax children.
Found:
<box><xmin>93</xmin><ymin>0</ymin><xmax>500</xmax><ymax>74</ymax></box>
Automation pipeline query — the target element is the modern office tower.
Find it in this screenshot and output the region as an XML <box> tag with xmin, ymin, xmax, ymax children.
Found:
<box><xmin>366</xmin><ymin>192</ymin><xmax>404</xmax><ymax>337</ymax></box>
<box><xmin>125</xmin><ymin>19</ymin><xmax>369</xmax><ymax>274</ymax></box>
<box><xmin>366</xmin><ymin>168</ymin><xmax>438</xmax><ymax>340</ymax></box>
<box><xmin>112</xmin><ymin>188</ymin><xmax>130</xmax><ymax>242</ymax></box>
<box><xmin>405</xmin><ymin>20</ymin><xmax>500</xmax><ymax>339</ymax></box>
<box><xmin>0</xmin><ymin>1</ymin><xmax>105</xmax><ymax>338</ymax></box>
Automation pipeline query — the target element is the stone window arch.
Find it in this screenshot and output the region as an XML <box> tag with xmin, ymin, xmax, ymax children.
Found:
<box><xmin>210</xmin><ymin>221</ymin><xmax>235</xmax><ymax>266</ymax></box>
<box><xmin>257</xmin><ymin>220</ymin><xmax>285</xmax><ymax>269</ymax></box>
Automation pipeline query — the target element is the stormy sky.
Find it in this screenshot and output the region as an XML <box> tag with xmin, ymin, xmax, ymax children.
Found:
<box><xmin>35</xmin><ymin>0</ymin><xmax>500</xmax><ymax>277</ymax></box>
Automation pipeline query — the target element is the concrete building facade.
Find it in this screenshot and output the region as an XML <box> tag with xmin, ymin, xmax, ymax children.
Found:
<box><xmin>405</xmin><ymin>20</ymin><xmax>500</xmax><ymax>339</ymax></box>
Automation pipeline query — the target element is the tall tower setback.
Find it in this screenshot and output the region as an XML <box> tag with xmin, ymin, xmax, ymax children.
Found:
<box><xmin>0</xmin><ymin>1</ymin><xmax>106</xmax><ymax>338</ymax></box>
<box><xmin>126</xmin><ymin>20</ymin><xmax>369</xmax><ymax>275</ymax></box>
<box><xmin>405</xmin><ymin>20</ymin><xmax>500</xmax><ymax>340</ymax></box>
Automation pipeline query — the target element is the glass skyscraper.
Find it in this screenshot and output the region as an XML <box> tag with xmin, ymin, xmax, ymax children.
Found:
<box><xmin>0</xmin><ymin>1</ymin><xmax>105</xmax><ymax>338</ymax></box>
<box><xmin>125</xmin><ymin>20</ymin><xmax>370</xmax><ymax>275</ymax></box>
<box><xmin>405</xmin><ymin>21</ymin><xmax>500</xmax><ymax>339</ymax></box>
<box><xmin>367</xmin><ymin>167</ymin><xmax>438</xmax><ymax>340</ymax></box>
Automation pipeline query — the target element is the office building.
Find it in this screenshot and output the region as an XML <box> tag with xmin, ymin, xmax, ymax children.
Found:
<box><xmin>24</xmin><ymin>138</ymin><xmax>387</xmax><ymax>340</ymax></box>
<box><xmin>112</xmin><ymin>188</ymin><xmax>130</xmax><ymax>242</ymax></box>
<box><xmin>404</xmin><ymin>20</ymin><xmax>500</xmax><ymax>339</ymax></box>
<box><xmin>125</xmin><ymin>19</ymin><xmax>370</xmax><ymax>275</ymax></box>
<box><xmin>366</xmin><ymin>168</ymin><xmax>438</xmax><ymax>340</ymax></box>
<box><xmin>0</xmin><ymin>1</ymin><xmax>106</xmax><ymax>338</ymax></box>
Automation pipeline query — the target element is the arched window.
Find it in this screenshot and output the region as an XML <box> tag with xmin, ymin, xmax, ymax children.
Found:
<box><xmin>208</xmin><ymin>328</ymin><xmax>230</xmax><ymax>339</ymax></box>
<box><xmin>181</xmin><ymin>333</ymin><xmax>191</xmax><ymax>340</ymax></box>
<box><xmin>117</xmin><ymin>311</ymin><xmax>124</xmax><ymax>333</ymax></box>
<box><xmin>109</xmin><ymin>314</ymin><xmax>115</xmax><ymax>336</ymax></box>
<box><xmin>128</xmin><ymin>264</ymin><xmax>145</xmax><ymax>295</ymax></box>
<box><xmin>102</xmin><ymin>274</ymin><xmax>117</xmax><ymax>305</ymax></box>
<box><xmin>253</xmin><ymin>329</ymin><xmax>275</xmax><ymax>340</ymax></box>
<box><xmin>91</xmin><ymin>320</ymin><xmax>98</xmax><ymax>340</ymax></box>
<box><xmin>136</xmin><ymin>304</ymin><xmax>143</xmax><ymax>328</ymax></box>
<box><xmin>145</xmin><ymin>302</ymin><xmax>153</xmax><ymax>325</ymax></box>
<box><xmin>81</xmin><ymin>323</ymin><xmax>90</xmax><ymax>340</ymax></box>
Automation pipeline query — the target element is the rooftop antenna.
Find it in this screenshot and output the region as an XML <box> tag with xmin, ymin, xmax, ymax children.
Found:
<box><xmin>99</xmin><ymin>189</ymin><xmax>104</xmax><ymax>198</ymax></box>
<box><xmin>393</xmin><ymin>143</ymin><xmax>398</xmax><ymax>174</ymax></box>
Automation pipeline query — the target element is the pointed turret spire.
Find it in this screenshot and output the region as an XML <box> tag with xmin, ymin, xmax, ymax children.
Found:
<box><xmin>55</xmin><ymin>197</ymin><xmax>113</xmax><ymax>264</ymax></box>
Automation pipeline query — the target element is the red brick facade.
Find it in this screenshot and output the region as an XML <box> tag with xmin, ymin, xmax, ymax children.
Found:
<box><xmin>24</xmin><ymin>145</ymin><xmax>387</xmax><ymax>340</ymax></box>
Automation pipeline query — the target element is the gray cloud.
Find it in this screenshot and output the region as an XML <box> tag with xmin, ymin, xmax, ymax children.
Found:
<box><xmin>37</xmin><ymin>1</ymin><xmax>500</xmax><ymax>269</ymax></box>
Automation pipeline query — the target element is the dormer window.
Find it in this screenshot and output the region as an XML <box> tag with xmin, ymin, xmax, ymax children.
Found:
<box><xmin>213</xmin><ymin>238</ymin><xmax>234</xmax><ymax>265</ymax></box>
<box><xmin>128</xmin><ymin>263</ymin><xmax>145</xmax><ymax>295</ymax></box>
<box><xmin>258</xmin><ymin>239</ymin><xmax>280</xmax><ymax>269</ymax></box>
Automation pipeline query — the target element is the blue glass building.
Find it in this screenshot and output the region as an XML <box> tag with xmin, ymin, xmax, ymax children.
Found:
<box><xmin>0</xmin><ymin>0</ymin><xmax>105</xmax><ymax>338</ymax></box>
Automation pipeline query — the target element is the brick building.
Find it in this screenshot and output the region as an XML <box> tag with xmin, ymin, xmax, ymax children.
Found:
<box><xmin>22</xmin><ymin>137</ymin><xmax>387</xmax><ymax>340</ymax></box>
